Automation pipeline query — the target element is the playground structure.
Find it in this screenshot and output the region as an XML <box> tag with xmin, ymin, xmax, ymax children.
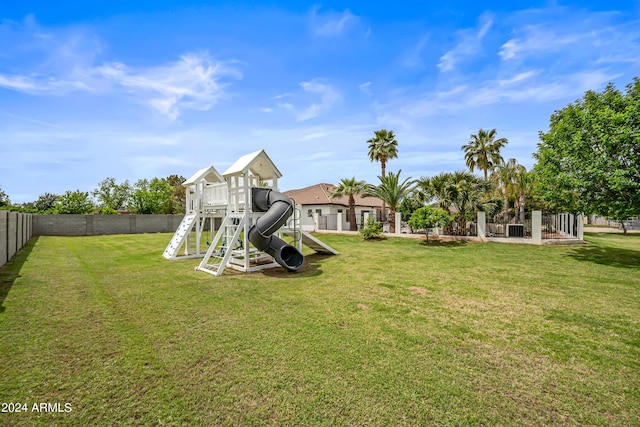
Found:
<box><xmin>163</xmin><ymin>150</ymin><xmax>338</xmax><ymax>276</ymax></box>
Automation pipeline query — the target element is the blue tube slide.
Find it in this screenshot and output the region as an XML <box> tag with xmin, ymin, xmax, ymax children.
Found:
<box><xmin>248</xmin><ymin>187</ymin><xmax>304</xmax><ymax>271</ymax></box>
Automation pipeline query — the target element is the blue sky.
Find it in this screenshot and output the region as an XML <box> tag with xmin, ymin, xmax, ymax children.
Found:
<box><xmin>1</xmin><ymin>1</ymin><xmax>639</xmax><ymax>203</ymax></box>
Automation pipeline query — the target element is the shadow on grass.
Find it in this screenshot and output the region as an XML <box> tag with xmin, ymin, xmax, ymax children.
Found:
<box><xmin>262</xmin><ymin>253</ymin><xmax>331</xmax><ymax>278</ymax></box>
<box><xmin>0</xmin><ymin>237</ymin><xmax>38</xmax><ymax>314</ymax></box>
<box><xmin>567</xmin><ymin>245</ymin><xmax>640</xmax><ymax>269</ymax></box>
<box><xmin>417</xmin><ymin>239</ymin><xmax>469</xmax><ymax>247</ymax></box>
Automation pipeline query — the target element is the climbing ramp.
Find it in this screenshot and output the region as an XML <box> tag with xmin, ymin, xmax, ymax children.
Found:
<box><xmin>163</xmin><ymin>212</ymin><xmax>198</xmax><ymax>260</ymax></box>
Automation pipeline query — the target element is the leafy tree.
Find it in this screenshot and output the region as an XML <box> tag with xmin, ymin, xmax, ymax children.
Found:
<box><xmin>367</xmin><ymin>129</ymin><xmax>399</xmax><ymax>220</ymax></box>
<box><xmin>165</xmin><ymin>174</ymin><xmax>186</xmax><ymax>214</ymax></box>
<box><xmin>130</xmin><ymin>178</ymin><xmax>174</xmax><ymax>214</ymax></box>
<box><xmin>93</xmin><ymin>177</ymin><xmax>132</xmax><ymax>211</ymax></box>
<box><xmin>55</xmin><ymin>190</ymin><xmax>95</xmax><ymax>214</ymax></box>
<box><xmin>462</xmin><ymin>128</ymin><xmax>509</xmax><ymax>180</ymax></box>
<box><xmin>0</xmin><ymin>185</ymin><xmax>9</xmax><ymax>207</ymax></box>
<box><xmin>398</xmin><ymin>195</ymin><xmax>423</xmax><ymax>222</ymax></box>
<box><xmin>331</xmin><ymin>177</ymin><xmax>368</xmax><ymax>231</ymax></box>
<box><xmin>533</xmin><ymin>78</ymin><xmax>640</xmax><ymax>234</ymax></box>
<box><xmin>408</xmin><ymin>206</ymin><xmax>453</xmax><ymax>242</ymax></box>
<box><xmin>365</xmin><ymin>170</ymin><xmax>416</xmax><ymax>233</ymax></box>
<box><xmin>34</xmin><ymin>192</ymin><xmax>59</xmax><ymax>212</ymax></box>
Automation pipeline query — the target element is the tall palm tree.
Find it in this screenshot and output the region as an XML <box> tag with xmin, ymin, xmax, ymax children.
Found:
<box><xmin>331</xmin><ymin>177</ymin><xmax>368</xmax><ymax>231</ymax></box>
<box><xmin>365</xmin><ymin>170</ymin><xmax>415</xmax><ymax>233</ymax></box>
<box><xmin>462</xmin><ymin>128</ymin><xmax>509</xmax><ymax>180</ymax></box>
<box><xmin>367</xmin><ymin>129</ymin><xmax>399</xmax><ymax>221</ymax></box>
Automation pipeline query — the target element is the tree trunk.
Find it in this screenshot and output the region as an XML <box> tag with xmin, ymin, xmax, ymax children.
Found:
<box><xmin>503</xmin><ymin>193</ymin><xmax>509</xmax><ymax>222</ymax></box>
<box><xmin>389</xmin><ymin>209</ymin><xmax>396</xmax><ymax>233</ymax></box>
<box><xmin>621</xmin><ymin>220</ymin><xmax>628</xmax><ymax>235</ymax></box>
<box><xmin>349</xmin><ymin>196</ymin><xmax>357</xmax><ymax>231</ymax></box>
<box><xmin>518</xmin><ymin>192</ymin><xmax>525</xmax><ymax>224</ymax></box>
<box><xmin>381</xmin><ymin>158</ymin><xmax>387</xmax><ymax>222</ymax></box>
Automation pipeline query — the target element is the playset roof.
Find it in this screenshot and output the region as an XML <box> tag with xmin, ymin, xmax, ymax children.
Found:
<box><xmin>222</xmin><ymin>149</ymin><xmax>282</xmax><ymax>180</ymax></box>
<box><xmin>182</xmin><ymin>165</ymin><xmax>224</xmax><ymax>187</ymax></box>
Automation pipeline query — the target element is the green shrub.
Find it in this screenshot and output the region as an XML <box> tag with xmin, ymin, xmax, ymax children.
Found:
<box><xmin>359</xmin><ymin>217</ymin><xmax>384</xmax><ymax>240</ymax></box>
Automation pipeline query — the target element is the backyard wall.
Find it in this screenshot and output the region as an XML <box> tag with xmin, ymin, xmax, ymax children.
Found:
<box><xmin>32</xmin><ymin>214</ymin><xmax>184</xmax><ymax>236</ymax></box>
<box><xmin>0</xmin><ymin>211</ymin><xmax>33</xmax><ymax>268</ymax></box>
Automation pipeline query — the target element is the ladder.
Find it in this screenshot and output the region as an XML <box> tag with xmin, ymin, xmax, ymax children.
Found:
<box><xmin>163</xmin><ymin>212</ymin><xmax>198</xmax><ymax>259</ymax></box>
<box><xmin>197</xmin><ymin>213</ymin><xmax>246</xmax><ymax>276</ymax></box>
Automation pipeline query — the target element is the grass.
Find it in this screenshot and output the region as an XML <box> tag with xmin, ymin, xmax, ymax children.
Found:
<box><xmin>0</xmin><ymin>232</ymin><xmax>639</xmax><ymax>426</ymax></box>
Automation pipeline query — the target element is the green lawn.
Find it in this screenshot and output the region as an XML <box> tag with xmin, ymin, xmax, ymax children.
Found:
<box><xmin>1</xmin><ymin>232</ymin><xmax>639</xmax><ymax>426</ymax></box>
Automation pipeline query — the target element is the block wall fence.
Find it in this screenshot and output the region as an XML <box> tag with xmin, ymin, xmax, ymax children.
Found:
<box><xmin>0</xmin><ymin>214</ymin><xmax>184</xmax><ymax>268</ymax></box>
<box><xmin>0</xmin><ymin>211</ymin><xmax>33</xmax><ymax>269</ymax></box>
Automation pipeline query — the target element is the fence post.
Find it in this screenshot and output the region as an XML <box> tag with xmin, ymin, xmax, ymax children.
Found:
<box><xmin>477</xmin><ymin>211</ymin><xmax>486</xmax><ymax>239</ymax></box>
<box><xmin>0</xmin><ymin>211</ymin><xmax>7</xmax><ymax>267</ymax></box>
<box><xmin>312</xmin><ymin>213</ymin><xmax>319</xmax><ymax>232</ymax></box>
<box><xmin>395</xmin><ymin>212</ymin><xmax>401</xmax><ymax>235</ymax></box>
<box><xmin>532</xmin><ymin>211</ymin><xmax>542</xmax><ymax>244</ymax></box>
<box><xmin>577</xmin><ymin>213</ymin><xmax>584</xmax><ymax>240</ymax></box>
<box><xmin>337</xmin><ymin>212</ymin><xmax>343</xmax><ymax>232</ymax></box>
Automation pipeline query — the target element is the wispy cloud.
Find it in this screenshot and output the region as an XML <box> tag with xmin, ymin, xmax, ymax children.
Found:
<box><xmin>358</xmin><ymin>81</ymin><xmax>372</xmax><ymax>95</ymax></box>
<box><xmin>308</xmin><ymin>6</ymin><xmax>361</xmax><ymax>37</ymax></box>
<box><xmin>277</xmin><ymin>79</ymin><xmax>341</xmax><ymax>121</ymax></box>
<box><xmin>0</xmin><ymin>19</ymin><xmax>241</xmax><ymax>120</ymax></box>
<box><xmin>97</xmin><ymin>53</ymin><xmax>242</xmax><ymax>120</ymax></box>
<box><xmin>401</xmin><ymin>34</ymin><xmax>430</xmax><ymax>68</ymax></box>
<box><xmin>298</xmin><ymin>132</ymin><xmax>327</xmax><ymax>141</ymax></box>
<box><xmin>0</xmin><ymin>112</ymin><xmax>61</xmax><ymax>128</ymax></box>
<box><xmin>499</xmin><ymin>25</ymin><xmax>583</xmax><ymax>60</ymax></box>
<box><xmin>438</xmin><ymin>14</ymin><xmax>493</xmax><ymax>72</ymax></box>
<box><xmin>498</xmin><ymin>10</ymin><xmax>640</xmax><ymax>68</ymax></box>
<box><xmin>395</xmin><ymin>68</ymin><xmax>618</xmax><ymax>119</ymax></box>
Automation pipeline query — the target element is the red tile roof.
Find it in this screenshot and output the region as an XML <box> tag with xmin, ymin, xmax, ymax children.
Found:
<box><xmin>284</xmin><ymin>183</ymin><xmax>384</xmax><ymax>208</ymax></box>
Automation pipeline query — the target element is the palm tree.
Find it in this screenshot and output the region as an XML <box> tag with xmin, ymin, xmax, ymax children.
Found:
<box><xmin>420</xmin><ymin>171</ymin><xmax>497</xmax><ymax>234</ymax></box>
<box><xmin>331</xmin><ymin>177</ymin><xmax>368</xmax><ymax>231</ymax></box>
<box><xmin>493</xmin><ymin>158</ymin><xmax>520</xmax><ymax>220</ymax></box>
<box><xmin>365</xmin><ymin>170</ymin><xmax>415</xmax><ymax>233</ymax></box>
<box><xmin>367</xmin><ymin>129</ymin><xmax>399</xmax><ymax>221</ymax></box>
<box><xmin>417</xmin><ymin>172</ymin><xmax>455</xmax><ymax>211</ymax></box>
<box><xmin>515</xmin><ymin>167</ymin><xmax>533</xmax><ymax>224</ymax></box>
<box><xmin>462</xmin><ymin>128</ymin><xmax>509</xmax><ymax>180</ymax></box>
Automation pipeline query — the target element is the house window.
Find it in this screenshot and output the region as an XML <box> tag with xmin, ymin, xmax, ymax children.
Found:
<box><xmin>316</xmin><ymin>209</ymin><xmax>322</xmax><ymax>215</ymax></box>
<box><xmin>307</xmin><ymin>209</ymin><xmax>313</xmax><ymax>217</ymax></box>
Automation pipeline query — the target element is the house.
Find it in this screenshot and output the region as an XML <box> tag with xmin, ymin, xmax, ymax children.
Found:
<box><xmin>284</xmin><ymin>183</ymin><xmax>385</xmax><ymax>231</ymax></box>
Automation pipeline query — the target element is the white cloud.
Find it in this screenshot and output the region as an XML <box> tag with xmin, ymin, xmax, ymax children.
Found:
<box><xmin>298</xmin><ymin>132</ymin><xmax>327</xmax><ymax>141</ymax></box>
<box><xmin>0</xmin><ymin>19</ymin><xmax>241</xmax><ymax>120</ymax></box>
<box><xmin>499</xmin><ymin>26</ymin><xmax>582</xmax><ymax>60</ymax></box>
<box><xmin>394</xmin><ymin>69</ymin><xmax>618</xmax><ymax>119</ymax></box>
<box><xmin>309</xmin><ymin>6</ymin><xmax>359</xmax><ymax>37</ymax></box>
<box><xmin>97</xmin><ymin>52</ymin><xmax>242</xmax><ymax>120</ymax></box>
<box><xmin>438</xmin><ymin>14</ymin><xmax>493</xmax><ymax>72</ymax></box>
<box><xmin>278</xmin><ymin>79</ymin><xmax>341</xmax><ymax>121</ymax></box>
<box><xmin>401</xmin><ymin>34</ymin><xmax>430</xmax><ymax>68</ymax></box>
<box><xmin>358</xmin><ymin>81</ymin><xmax>372</xmax><ymax>95</ymax></box>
